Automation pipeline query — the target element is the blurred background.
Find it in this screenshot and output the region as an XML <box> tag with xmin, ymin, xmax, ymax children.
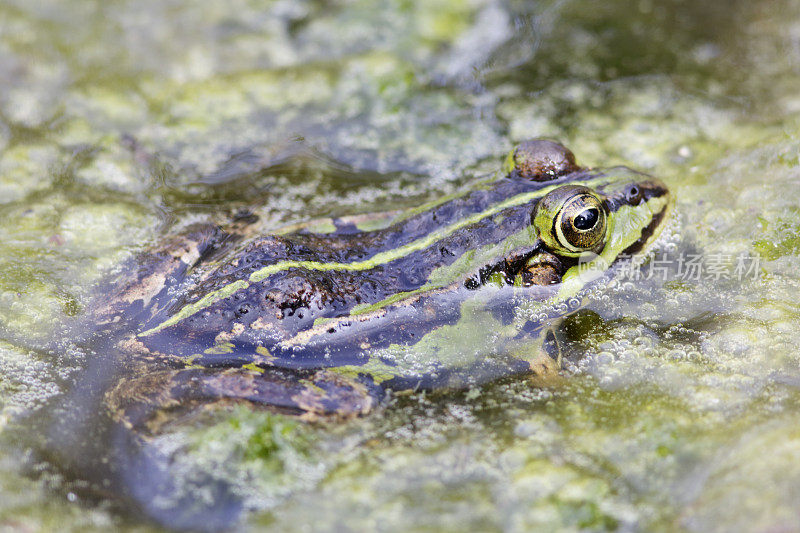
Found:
<box><xmin>1</xmin><ymin>0</ymin><xmax>800</xmax><ymax>530</ymax></box>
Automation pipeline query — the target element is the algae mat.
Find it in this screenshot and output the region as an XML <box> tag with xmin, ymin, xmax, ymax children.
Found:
<box><xmin>1</xmin><ymin>0</ymin><xmax>800</xmax><ymax>531</ymax></box>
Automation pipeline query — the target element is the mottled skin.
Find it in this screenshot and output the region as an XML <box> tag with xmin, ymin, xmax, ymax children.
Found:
<box><xmin>85</xmin><ymin>140</ymin><xmax>670</xmax><ymax>433</ymax></box>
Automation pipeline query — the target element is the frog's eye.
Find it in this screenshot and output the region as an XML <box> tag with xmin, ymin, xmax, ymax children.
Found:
<box><xmin>532</xmin><ymin>185</ymin><xmax>609</xmax><ymax>256</ymax></box>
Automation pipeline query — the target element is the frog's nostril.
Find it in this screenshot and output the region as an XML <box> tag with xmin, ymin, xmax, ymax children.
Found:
<box><xmin>626</xmin><ymin>185</ymin><xmax>642</xmax><ymax>204</ymax></box>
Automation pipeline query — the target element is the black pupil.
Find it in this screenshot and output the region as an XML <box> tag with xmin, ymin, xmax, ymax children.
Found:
<box><xmin>573</xmin><ymin>208</ymin><xmax>599</xmax><ymax>230</ymax></box>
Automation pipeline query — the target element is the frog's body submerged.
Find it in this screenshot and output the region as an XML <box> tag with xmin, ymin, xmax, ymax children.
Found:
<box><xmin>87</xmin><ymin>140</ymin><xmax>670</xmax><ymax>430</ymax></box>
<box><xmin>38</xmin><ymin>140</ymin><xmax>671</xmax><ymax>529</ymax></box>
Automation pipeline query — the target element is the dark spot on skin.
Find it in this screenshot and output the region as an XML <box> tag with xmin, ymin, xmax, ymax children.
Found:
<box><xmin>464</xmin><ymin>277</ymin><xmax>480</xmax><ymax>290</ymax></box>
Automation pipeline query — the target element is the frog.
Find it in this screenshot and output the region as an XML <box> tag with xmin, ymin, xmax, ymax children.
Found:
<box><xmin>36</xmin><ymin>139</ymin><xmax>671</xmax><ymax>528</ymax></box>
<box><xmin>66</xmin><ymin>139</ymin><xmax>670</xmax><ymax>435</ymax></box>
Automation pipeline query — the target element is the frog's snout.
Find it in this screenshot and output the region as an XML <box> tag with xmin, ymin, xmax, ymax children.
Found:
<box><xmin>608</xmin><ymin>178</ymin><xmax>669</xmax><ymax>211</ymax></box>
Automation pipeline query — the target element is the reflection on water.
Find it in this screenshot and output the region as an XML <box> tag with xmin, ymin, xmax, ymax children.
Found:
<box><xmin>1</xmin><ymin>0</ymin><xmax>800</xmax><ymax>530</ymax></box>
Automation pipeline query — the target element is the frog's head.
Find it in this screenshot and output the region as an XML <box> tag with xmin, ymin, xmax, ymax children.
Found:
<box><xmin>532</xmin><ymin>178</ymin><xmax>670</xmax><ymax>257</ymax></box>
<box><xmin>526</xmin><ymin>172</ymin><xmax>671</xmax><ymax>292</ymax></box>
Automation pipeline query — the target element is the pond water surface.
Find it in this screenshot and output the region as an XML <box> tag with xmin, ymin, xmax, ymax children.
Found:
<box><xmin>2</xmin><ymin>0</ymin><xmax>800</xmax><ymax>531</ymax></box>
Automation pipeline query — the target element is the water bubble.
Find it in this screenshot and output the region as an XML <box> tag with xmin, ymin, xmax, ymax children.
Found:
<box><xmin>667</xmin><ymin>349</ymin><xmax>687</xmax><ymax>361</ymax></box>
<box><xmin>596</xmin><ymin>351</ymin><xmax>615</xmax><ymax>365</ymax></box>
<box><xmin>633</xmin><ymin>336</ymin><xmax>652</xmax><ymax>348</ymax></box>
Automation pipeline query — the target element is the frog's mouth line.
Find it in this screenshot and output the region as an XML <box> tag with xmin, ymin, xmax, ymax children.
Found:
<box><xmin>620</xmin><ymin>198</ymin><xmax>671</xmax><ymax>257</ymax></box>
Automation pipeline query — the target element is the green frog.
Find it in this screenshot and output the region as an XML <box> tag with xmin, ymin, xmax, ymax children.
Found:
<box><xmin>39</xmin><ymin>139</ymin><xmax>670</xmax><ymax>528</ymax></box>
<box><xmin>78</xmin><ymin>139</ymin><xmax>671</xmax><ymax>432</ymax></box>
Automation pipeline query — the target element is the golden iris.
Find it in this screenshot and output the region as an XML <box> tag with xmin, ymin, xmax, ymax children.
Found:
<box><xmin>532</xmin><ymin>185</ymin><xmax>608</xmax><ymax>256</ymax></box>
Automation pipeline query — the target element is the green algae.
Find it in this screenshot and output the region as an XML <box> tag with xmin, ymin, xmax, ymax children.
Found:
<box><xmin>1</xmin><ymin>0</ymin><xmax>800</xmax><ymax>531</ymax></box>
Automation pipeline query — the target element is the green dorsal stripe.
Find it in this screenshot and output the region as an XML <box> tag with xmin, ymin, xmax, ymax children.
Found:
<box><xmin>138</xmin><ymin>176</ymin><xmax>612</xmax><ymax>337</ymax></box>
<box><xmin>253</xmin><ymin>189</ymin><xmax>542</xmax><ymax>280</ymax></box>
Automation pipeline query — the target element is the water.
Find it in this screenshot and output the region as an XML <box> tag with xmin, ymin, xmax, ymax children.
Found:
<box><xmin>1</xmin><ymin>0</ymin><xmax>800</xmax><ymax>530</ymax></box>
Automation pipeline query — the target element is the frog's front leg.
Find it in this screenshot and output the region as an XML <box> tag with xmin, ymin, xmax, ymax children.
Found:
<box><xmin>502</xmin><ymin>322</ymin><xmax>566</xmax><ymax>388</ymax></box>
<box><xmin>508</xmin><ymin>251</ymin><xmax>570</xmax><ymax>382</ymax></box>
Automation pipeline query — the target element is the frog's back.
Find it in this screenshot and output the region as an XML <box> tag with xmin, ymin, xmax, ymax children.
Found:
<box><xmin>131</xmin><ymin>172</ymin><xmax>580</xmax><ymax>367</ymax></box>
